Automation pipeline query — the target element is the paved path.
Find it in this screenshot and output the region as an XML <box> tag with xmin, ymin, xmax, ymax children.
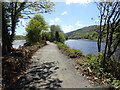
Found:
<box><xmin>15</xmin><ymin>41</ymin><xmax>95</xmax><ymax>89</ymax></box>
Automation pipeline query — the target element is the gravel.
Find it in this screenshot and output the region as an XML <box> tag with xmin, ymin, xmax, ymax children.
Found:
<box><xmin>13</xmin><ymin>41</ymin><xmax>97</xmax><ymax>89</ymax></box>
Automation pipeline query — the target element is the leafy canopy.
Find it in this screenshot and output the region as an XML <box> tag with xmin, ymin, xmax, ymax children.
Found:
<box><xmin>26</xmin><ymin>14</ymin><xmax>49</xmax><ymax>43</ymax></box>
<box><xmin>50</xmin><ymin>25</ymin><xmax>66</xmax><ymax>43</ymax></box>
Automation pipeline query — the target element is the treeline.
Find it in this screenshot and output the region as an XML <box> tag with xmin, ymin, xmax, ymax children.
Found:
<box><xmin>47</xmin><ymin>25</ymin><xmax>67</xmax><ymax>43</ymax></box>
<box><xmin>26</xmin><ymin>14</ymin><xmax>67</xmax><ymax>44</ymax></box>
<box><xmin>67</xmin><ymin>25</ymin><xmax>100</xmax><ymax>41</ymax></box>
<box><xmin>69</xmin><ymin>30</ymin><xmax>98</xmax><ymax>41</ymax></box>
<box><xmin>14</xmin><ymin>35</ymin><xmax>26</xmax><ymax>40</ymax></box>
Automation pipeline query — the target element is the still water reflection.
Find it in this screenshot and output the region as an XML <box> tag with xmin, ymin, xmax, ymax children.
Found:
<box><xmin>64</xmin><ymin>39</ymin><xmax>105</xmax><ymax>55</ymax></box>
<box><xmin>12</xmin><ymin>40</ymin><xmax>26</xmax><ymax>49</ymax></box>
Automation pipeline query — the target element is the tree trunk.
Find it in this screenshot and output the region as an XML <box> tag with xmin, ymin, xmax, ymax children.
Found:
<box><xmin>2</xmin><ymin>4</ymin><xmax>11</xmax><ymax>55</ymax></box>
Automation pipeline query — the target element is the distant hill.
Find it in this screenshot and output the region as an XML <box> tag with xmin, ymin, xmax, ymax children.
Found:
<box><xmin>66</xmin><ymin>25</ymin><xmax>100</xmax><ymax>40</ymax></box>
<box><xmin>14</xmin><ymin>35</ymin><xmax>26</xmax><ymax>40</ymax></box>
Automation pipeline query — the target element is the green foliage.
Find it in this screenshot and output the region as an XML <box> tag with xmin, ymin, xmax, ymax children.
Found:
<box><xmin>56</xmin><ymin>42</ymin><xmax>83</xmax><ymax>58</ymax></box>
<box><xmin>32</xmin><ymin>40</ymin><xmax>46</xmax><ymax>45</ymax></box>
<box><xmin>67</xmin><ymin>25</ymin><xmax>100</xmax><ymax>41</ymax></box>
<box><xmin>59</xmin><ymin>31</ymin><xmax>66</xmax><ymax>43</ymax></box>
<box><xmin>84</xmin><ymin>53</ymin><xmax>120</xmax><ymax>89</ymax></box>
<box><xmin>26</xmin><ymin>14</ymin><xmax>49</xmax><ymax>43</ymax></box>
<box><xmin>77</xmin><ymin>61</ymin><xmax>84</xmax><ymax>66</ymax></box>
<box><xmin>112</xmin><ymin>80</ymin><xmax>120</xmax><ymax>89</ymax></box>
<box><xmin>86</xmin><ymin>53</ymin><xmax>103</xmax><ymax>72</ymax></box>
<box><xmin>14</xmin><ymin>35</ymin><xmax>25</xmax><ymax>40</ymax></box>
<box><xmin>50</xmin><ymin>25</ymin><xmax>66</xmax><ymax>43</ymax></box>
<box><xmin>41</xmin><ymin>32</ymin><xmax>51</xmax><ymax>41</ymax></box>
<box><xmin>69</xmin><ymin>31</ymin><xmax>98</xmax><ymax>41</ymax></box>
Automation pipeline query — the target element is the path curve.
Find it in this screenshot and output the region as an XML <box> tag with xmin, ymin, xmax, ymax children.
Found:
<box><xmin>15</xmin><ymin>41</ymin><xmax>95</xmax><ymax>89</ymax></box>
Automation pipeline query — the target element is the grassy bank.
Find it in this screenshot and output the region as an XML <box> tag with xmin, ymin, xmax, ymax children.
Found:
<box><xmin>55</xmin><ymin>42</ymin><xmax>120</xmax><ymax>89</ymax></box>
<box><xmin>2</xmin><ymin>41</ymin><xmax>46</xmax><ymax>89</ymax></box>
<box><xmin>54</xmin><ymin>41</ymin><xmax>83</xmax><ymax>58</ymax></box>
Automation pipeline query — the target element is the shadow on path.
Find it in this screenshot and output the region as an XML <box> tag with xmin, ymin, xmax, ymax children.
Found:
<box><xmin>12</xmin><ymin>61</ymin><xmax>62</xmax><ymax>89</ymax></box>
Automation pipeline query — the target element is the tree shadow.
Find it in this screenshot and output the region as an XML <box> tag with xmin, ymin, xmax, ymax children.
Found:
<box><xmin>11</xmin><ymin>61</ymin><xmax>62</xmax><ymax>89</ymax></box>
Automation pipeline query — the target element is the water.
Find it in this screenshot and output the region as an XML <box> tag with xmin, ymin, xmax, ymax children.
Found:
<box><xmin>64</xmin><ymin>39</ymin><xmax>105</xmax><ymax>55</ymax></box>
<box><xmin>12</xmin><ymin>40</ymin><xmax>26</xmax><ymax>49</ymax></box>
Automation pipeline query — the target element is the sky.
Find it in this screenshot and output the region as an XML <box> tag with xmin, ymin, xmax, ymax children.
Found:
<box><xmin>16</xmin><ymin>0</ymin><xmax>100</xmax><ymax>35</ymax></box>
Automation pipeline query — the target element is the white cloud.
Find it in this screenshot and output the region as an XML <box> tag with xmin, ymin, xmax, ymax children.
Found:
<box><xmin>61</xmin><ymin>11</ymin><xmax>68</xmax><ymax>15</ymax></box>
<box><xmin>75</xmin><ymin>21</ymin><xmax>85</xmax><ymax>27</ymax></box>
<box><xmin>51</xmin><ymin>0</ymin><xmax>66</xmax><ymax>2</ymax></box>
<box><xmin>50</xmin><ymin>20</ymin><xmax>55</xmax><ymax>25</ymax></box>
<box><xmin>62</xmin><ymin>21</ymin><xmax>86</xmax><ymax>33</ymax></box>
<box><xmin>61</xmin><ymin>25</ymin><xmax>75</xmax><ymax>33</ymax></box>
<box><xmin>54</xmin><ymin>18</ymin><xmax>60</xmax><ymax>22</ymax></box>
<box><xmin>66</xmin><ymin>0</ymin><xmax>94</xmax><ymax>4</ymax></box>
<box><xmin>31</xmin><ymin>0</ymin><xmax>115</xmax><ymax>3</ymax></box>
<box><xmin>49</xmin><ymin>17</ymin><xmax>61</xmax><ymax>25</ymax></box>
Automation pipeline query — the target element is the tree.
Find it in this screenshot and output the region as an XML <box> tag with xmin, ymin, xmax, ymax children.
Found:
<box><xmin>50</xmin><ymin>25</ymin><xmax>66</xmax><ymax>43</ymax></box>
<box><xmin>41</xmin><ymin>31</ymin><xmax>51</xmax><ymax>41</ymax></box>
<box><xmin>55</xmin><ymin>31</ymin><xmax>60</xmax><ymax>42</ymax></box>
<box><xmin>59</xmin><ymin>31</ymin><xmax>66</xmax><ymax>43</ymax></box>
<box><xmin>50</xmin><ymin>25</ymin><xmax>60</xmax><ymax>41</ymax></box>
<box><xmin>1</xmin><ymin>1</ymin><xmax>54</xmax><ymax>55</ymax></box>
<box><xmin>26</xmin><ymin>14</ymin><xmax>49</xmax><ymax>43</ymax></box>
<box><xmin>96</xmin><ymin>1</ymin><xmax>120</xmax><ymax>68</ymax></box>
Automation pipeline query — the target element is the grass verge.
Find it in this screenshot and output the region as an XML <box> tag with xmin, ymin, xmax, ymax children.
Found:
<box><xmin>55</xmin><ymin>41</ymin><xmax>120</xmax><ymax>89</ymax></box>
<box><xmin>54</xmin><ymin>41</ymin><xmax>84</xmax><ymax>58</ymax></box>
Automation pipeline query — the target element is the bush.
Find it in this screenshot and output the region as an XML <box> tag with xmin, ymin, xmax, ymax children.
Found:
<box><xmin>84</xmin><ymin>53</ymin><xmax>120</xmax><ymax>89</ymax></box>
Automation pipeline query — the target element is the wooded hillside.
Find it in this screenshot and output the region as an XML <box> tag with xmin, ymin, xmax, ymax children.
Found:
<box><xmin>66</xmin><ymin>25</ymin><xmax>100</xmax><ymax>41</ymax></box>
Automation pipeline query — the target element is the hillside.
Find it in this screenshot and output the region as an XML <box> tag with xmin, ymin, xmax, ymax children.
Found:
<box><xmin>14</xmin><ymin>35</ymin><xmax>26</xmax><ymax>40</ymax></box>
<box><xmin>66</xmin><ymin>25</ymin><xmax>100</xmax><ymax>40</ymax></box>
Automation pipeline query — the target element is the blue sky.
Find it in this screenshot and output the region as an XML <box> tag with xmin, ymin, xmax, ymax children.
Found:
<box><xmin>16</xmin><ymin>1</ymin><xmax>100</xmax><ymax>35</ymax></box>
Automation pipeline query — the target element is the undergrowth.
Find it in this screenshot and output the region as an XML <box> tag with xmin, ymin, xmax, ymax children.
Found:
<box><xmin>2</xmin><ymin>42</ymin><xmax>45</xmax><ymax>89</ymax></box>
<box><xmin>83</xmin><ymin>53</ymin><xmax>120</xmax><ymax>89</ymax></box>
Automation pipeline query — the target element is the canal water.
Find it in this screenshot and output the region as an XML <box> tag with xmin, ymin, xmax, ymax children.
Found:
<box><xmin>12</xmin><ymin>40</ymin><xmax>26</xmax><ymax>49</ymax></box>
<box><xmin>64</xmin><ymin>39</ymin><xmax>105</xmax><ymax>55</ymax></box>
